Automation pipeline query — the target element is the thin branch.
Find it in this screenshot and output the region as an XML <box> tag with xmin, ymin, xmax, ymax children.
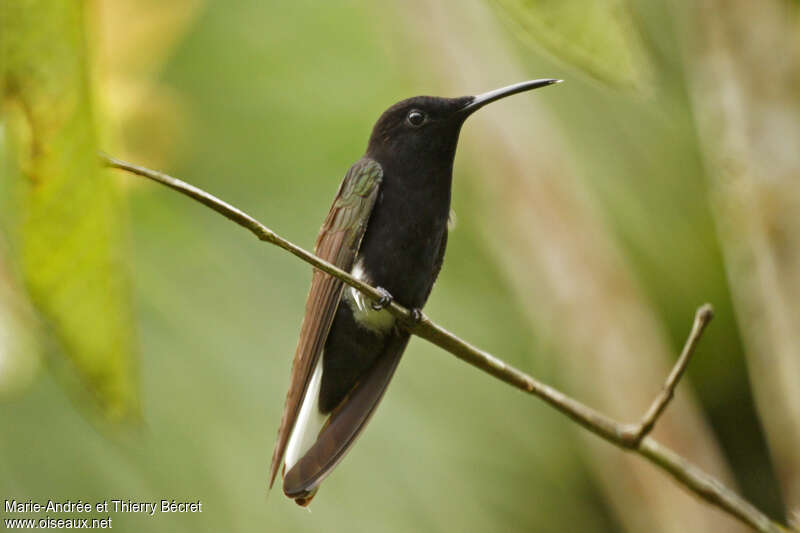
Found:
<box><xmin>102</xmin><ymin>154</ymin><xmax>795</xmax><ymax>533</ymax></box>
<box><xmin>619</xmin><ymin>304</ymin><xmax>714</xmax><ymax>448</ymax></box>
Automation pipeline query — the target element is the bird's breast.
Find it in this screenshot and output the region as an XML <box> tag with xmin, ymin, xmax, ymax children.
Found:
<box><xmin>355</xmin><ymin>214</ymin><xmax>448</xmax><ymax>308</ymax></box>
<box><xmin>353</xmin><ymin>170</ymin><xmax>451</xmax><ymax>308</ymax></box>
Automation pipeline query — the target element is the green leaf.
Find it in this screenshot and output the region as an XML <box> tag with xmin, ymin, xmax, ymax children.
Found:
<box><xmin>2</xmin><ymin>1</ymin><xmax>139</xmax><ymax>419</ymax></box>
<box><xmin>0</xmin><ymin>249</ymin><xmax>40</xmax><ymax>396</ymax></box>
<box><xmin>489</xmin><ymin>0</ymin><xmax>651</xmax><ymax>89</ymax></box>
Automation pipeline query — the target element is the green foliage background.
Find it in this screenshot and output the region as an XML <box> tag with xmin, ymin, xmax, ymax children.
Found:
<box><xmin>1</xmin><ymin>0</ymin><xmax>797</xmax><ymax>532</ymax></box>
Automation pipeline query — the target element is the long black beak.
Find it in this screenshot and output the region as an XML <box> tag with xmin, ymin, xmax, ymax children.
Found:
<box><xmin>459</xmin><ymin>79</ymin><xmax>561</xmax><ymax>116</ymax></box>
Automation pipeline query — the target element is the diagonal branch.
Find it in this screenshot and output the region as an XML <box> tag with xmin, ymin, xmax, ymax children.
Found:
<box><xmin>102</xmin><ymin>154</ymin><xmax>795</xmax><ymax>533</ymax></box>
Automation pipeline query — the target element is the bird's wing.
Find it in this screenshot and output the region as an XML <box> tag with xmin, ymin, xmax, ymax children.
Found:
<box><xmin>283</xmin><ymin>331</ymin><xmax>410</xmax><ymax>501</ymax></box>
<box><xmin>269</xmin><ymin>158</ymin><xmax>383</xmax><ymax>489</ymax></box>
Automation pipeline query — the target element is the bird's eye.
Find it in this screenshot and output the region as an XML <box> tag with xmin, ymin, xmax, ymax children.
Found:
<box><xmin>406</xmin><ymin>110</ymin><xmax>426</xmax><ymax>127</ymax></box>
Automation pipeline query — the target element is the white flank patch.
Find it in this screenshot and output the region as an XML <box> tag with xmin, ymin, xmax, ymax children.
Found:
<box><xmin>346</xmin><ymin>260</ymin><xmax>395</xmax><ymax>334</ymax></box>
<box><xmin>285</xmin><ymin>357</ymin><xmax>327</xmax><ymax>472</ymax></box>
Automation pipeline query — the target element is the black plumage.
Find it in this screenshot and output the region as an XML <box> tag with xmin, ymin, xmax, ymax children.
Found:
<box><xmin>270</xmin><ymin>79</ymin><xmax>561</xmax><ymax>505</ymax></box>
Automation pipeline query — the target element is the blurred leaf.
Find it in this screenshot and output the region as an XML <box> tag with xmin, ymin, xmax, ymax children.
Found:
<box><xmin>0</xmin><ymin>248</ymin><xmax>40</xmax><ymax>396</ymax></box>
<box><xmin>489</xmin><ymin>0</ymin><xmax>651</xmax><ymax>89</ymax></box>
<box><xmin>674</xmin><ymin>0</ymin><xmax>800</xmax><ymax>513</ymax></box>
<box><xmin>93</xmin><ymin>0</ymin><xmax>205</xmax><ymax>168</ymax></box>
<box><xmin>2</xmin><ymin>1</ymin><xmax>139</xmax><ymax>419</ymax></box>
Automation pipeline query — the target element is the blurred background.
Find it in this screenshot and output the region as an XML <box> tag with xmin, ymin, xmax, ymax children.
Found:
<box><xmin>2</xmin><ymin>0</ymin><xmax>799</xmax><ymax>531</ymax></box>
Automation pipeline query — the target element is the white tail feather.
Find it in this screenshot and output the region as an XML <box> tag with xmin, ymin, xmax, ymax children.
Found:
<box><xmin>284</xmin><ymin>357</ymin><xmax>327</xmax><ymax>473</ymax></box>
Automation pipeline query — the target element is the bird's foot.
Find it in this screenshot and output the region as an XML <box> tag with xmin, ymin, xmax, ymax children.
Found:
<box><xmin>371</xmin><ymin>287</ymin><xmax>393</xmax><ymax>311</ymax></box>
<box><xmin>409</xmin><ymin>308</ymin><xmax>423</xmax><ymax>324</ymax></box>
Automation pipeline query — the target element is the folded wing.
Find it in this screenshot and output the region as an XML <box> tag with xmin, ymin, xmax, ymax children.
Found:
<box><xmin>269</xmin><ymin>158</ymin><xmax>383</xmax><ymax>489</ymax></box>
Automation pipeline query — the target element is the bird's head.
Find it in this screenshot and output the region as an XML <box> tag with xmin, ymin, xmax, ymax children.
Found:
<box><xmin>365</xmin><ymin>79</ymin><xmax>561</xmax><ymax>175</ymax></box>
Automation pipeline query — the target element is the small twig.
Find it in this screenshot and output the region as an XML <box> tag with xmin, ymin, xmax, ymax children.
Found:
<box><xmin>102</xmin><ymin>154</ymin><xmax>794</xmax><ymax>533</ymax></box>
<box><xmin>619</xmin><ymin>304</ymin><xmax>714</xmax><ymax>447</ymax></box>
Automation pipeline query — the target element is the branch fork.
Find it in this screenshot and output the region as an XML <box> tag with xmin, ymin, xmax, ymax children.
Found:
<box><xmin>618</xmin><ymin>304</ymin><xmax>714</xmax><ymax>448</ymax></box>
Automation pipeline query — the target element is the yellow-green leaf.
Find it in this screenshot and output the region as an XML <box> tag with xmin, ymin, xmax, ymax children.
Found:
<box><xmin>0</xmin><ymin>248</ymin><xmax>40</xmax><ymax>397</ymax></box>
<box><xmin>489</xmin><ymin>0</ymin><xmax>651</xmax><ymax>89</ymax></box>
<box><xmin>2</xmin><ymin>1</ymin><xmax>139</xmax><ymax>419</ymax></box>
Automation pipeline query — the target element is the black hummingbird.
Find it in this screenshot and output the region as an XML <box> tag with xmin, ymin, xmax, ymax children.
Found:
<box><xmin>269</xmin><ymin>79</ymin><xmax>561</xmax><ymax>505</ymax></box>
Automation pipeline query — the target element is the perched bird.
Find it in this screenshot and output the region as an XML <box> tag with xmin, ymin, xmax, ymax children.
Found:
<box><xmin>269</xmin><ymin>79</ymin><xmax>561</xmax><ymax>505</ymax></box>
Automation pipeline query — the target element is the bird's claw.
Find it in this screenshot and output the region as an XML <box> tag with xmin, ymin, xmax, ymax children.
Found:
<box><xmin>371</xmin><ymin>287</ymin><xmax>393</xmax><ymax>311</ymax></box>
<box><xmin>409</xmin><ymin>308</ymin><xmax>423</xmax><ymax>324</ymax></box>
